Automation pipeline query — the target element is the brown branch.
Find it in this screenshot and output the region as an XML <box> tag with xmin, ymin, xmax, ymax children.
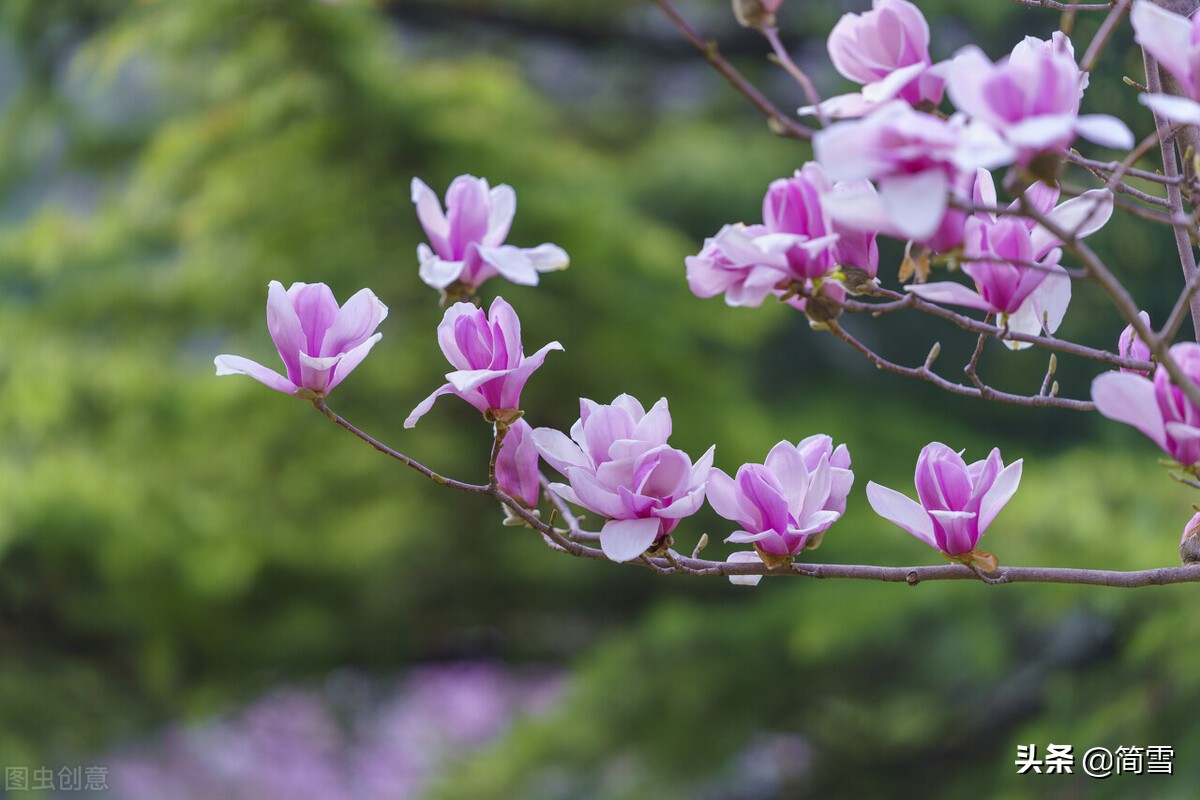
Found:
<box><xmin>825</xmin><ymin>320</ymin><xmax>1095</xmax><ymax>410</ymax></box>
<box><xmin>1009</xmin><ymin>0</ymin><xmax>1114</xmax><ymax>10</ymax></box>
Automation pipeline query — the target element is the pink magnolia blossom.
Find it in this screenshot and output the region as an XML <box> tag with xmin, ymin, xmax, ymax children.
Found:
<box><xmin>685</xmin><ymin>226</ymin><xmax>840</xmax><ymax>308</ymax></box>
<box><xmin>708</xmin><ymin>436</ymin><xmax>853</xmax><ymax>562</ymax></box>
<box><xmin>1131</xmin><ymin>1</ymin><xmax>1200</xmax><ymax>125</ymax></box>
<box><xmin>947</xmin><ymin>32</ymin><xmax>1132</xmax><ymax>162</ymax></box>
<box><xmin>803</xmin><ymin>0</ymin><xmax>945</xmax><ymax>119</ymax></box>
<box><xmin>404</xmin><ymin>297</ymin><xmax>562</xmax><ymax>427</ymax></box>
<box><xmin>814</xmin><ymin>102</ymin><xmax>1012</xmax><ymax>240</ymax></box>
<box><xmin>412</xmin><ymin>175</ymin><xmax>569</xmax><ymax>291</ymax></box>
<box><xmin>215</xmin><ymin>281</ymin><xmax>387</xmax><ymax>399</ymax></box>
<box><xmin>1118</xmin><ymin>311</ymin><xmax>1154</xmax><ymax>374</ymax></box>
<box><xmin>495</xmin><ymin>419</ymin><xmax>541</xmax><ymax>508</ymax></box>
<box><xmin>1183</xmin><ymin>511</ymin><xmax>1200</xmax><ymax>545</ymax></box>
<box><xmin>764</xmin><ymin>164</ymin><xmax>880</xmax><ymax>280</ymax></box>
<box><xmin>533</xmin><ymin>395</ymin><xmax>713</xmax><ymax>562</ymax></box>
<box><xmin>867</xmin><ymin>443</ymin><xmax>1022</xmax><ymax>557</ymax></box>
<box><xmin>1092</xmin><ymin>342</ymin><xmax>1200</xmax><ymax>467</ymax></box>
<box><xmin>908</xmin><ymin>174</ymin><xmax>1111</xmax><ymax>337</ymax></box>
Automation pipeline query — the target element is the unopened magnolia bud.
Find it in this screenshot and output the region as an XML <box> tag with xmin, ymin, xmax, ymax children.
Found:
<box><xmin>732</xmin><ymin>0</ymin><xmax>781</xmax><ymax>28</ymax></box>
<box><xmin>1181</xmin><ymin>512</ymin><xmax>1200</xmax><ymax>564</ymax></box>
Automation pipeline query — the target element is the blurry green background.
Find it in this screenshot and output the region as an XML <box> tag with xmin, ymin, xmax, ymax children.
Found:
<box><xmin>0</xmin><ymin>0</ymin><xmax>1198</xmax><ymax>797</ymax></box>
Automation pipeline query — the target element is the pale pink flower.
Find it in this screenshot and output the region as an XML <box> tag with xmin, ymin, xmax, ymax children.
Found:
<box><xmin>803</xmin><ymin>0</ymin><xmax>945</xmax><ymax>119</ymax></box>
<box><xmin>908</xmin><ymin>173</ymin><xmax>1111</xmax><ymax>338</ymax></box>
<box><xmin>495</xmin><ymin>419</ymin><xmax>541</xmax><ymax>508</ymax></box>
<box><xmin>1118</xmin><ymin>311</ymin><xmax>1154</xmax><ymax>374</ymax></box>
<box><xmin>708</xmin><ymin>437</ymin><xmax>853</xmax><ymax>559</ymax></box>
<box><xmin>1131</xmin><ymin>1</ymin><xmax>1200</xmax><ymax>125</ymax></box>
<box><xmin>404</xmin><ymin>297</ymin><xmax>562</xmax><ymax>427</ymax></box>
<box><xmin>412</xmin><ymin>175</ymin><xmax>568</xmax><ymax>291</ymax></box>
<box><xmin>215</xmin><ymin>281</ymin><xmax>387</xmax><ymax>399</ymax></box>
<box><xmin>867</xmin><ymin>443</ymin><xmax>1022</xmax><ymax>556</ymax></box>
<box><xmin>534</xmin><ymin>396</ymin><xmax>713</xmax><ymax>562</ymax></box>
<box><xmin>1092</xmin><ymin>342</ymin><xmax>1200</xmax><ymax>467</ymax></box>
<box><xmin>947</xmin><ymin>32</ymin><xmax>1132</xmax><ymax>161</ymax></box>
<box><xmin>814</xmin><ymin>102</ymin><xmax>1012</xmax><ymax>240</ymax></box>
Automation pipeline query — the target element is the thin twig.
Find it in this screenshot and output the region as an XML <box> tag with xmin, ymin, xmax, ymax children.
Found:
<box><xmin>1079</xmin><ymin>0</ymin><xmax>1130</xmax><ymax>72</ymax></box>
<box><xmin>651</xmin><ymin>0</ymin><xmax>814</xmax><ymax>140</ymax></box>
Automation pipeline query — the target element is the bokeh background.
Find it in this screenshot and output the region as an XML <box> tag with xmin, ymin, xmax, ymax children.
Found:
<box><xmin>1</xmin><ymin>0</ymin><xmax>1198</xmax><ymax>797</ymax></box>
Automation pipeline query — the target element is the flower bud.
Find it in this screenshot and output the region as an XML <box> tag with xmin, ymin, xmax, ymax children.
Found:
<box><xmin>732</xmin><ymin>0</ymin><xmax>782</xmax><ymax>28</ymax></box>
<box><xmin>1181</xmin><ymin>511</ymin><xmax>1200</xmax><ymax>564</ymax></box>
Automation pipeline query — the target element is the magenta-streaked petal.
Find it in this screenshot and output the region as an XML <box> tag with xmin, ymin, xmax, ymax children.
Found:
<box><xmin>866</xmin><ymin>481</ymin><xmax>936</xmax><ymax>548</ymax></box>
<box><xmin>657</xmin><ymin>483</ymin><xmax>708</xmax><ymax>520</ymax></box>
<box><xmin>324</xmin><ymin>333</ymin><xmax>383</xmax><ymax>393</ymax></box>
<box><xmin>1075</xmin><ymin>115</ymin><xmax>1134</xmax><ymax>149</ymax></box>
<box><xmin>726</xmin><ymin>551</ymin><xmax>764</xmax><ymax>586</ymax></box>
<box><xmin>860</xmin><ymin>62</ymin><xmax>927</xmax><ymax>103</ymax></box>
<box><xmin>287</xmin><ymin>283</ymin><xmax>339</xmax><ymax>355</ymax></box>
<box><xmin>706</xmin><ymin>468</ymin><xmax>750</xmax><ymax>526</ymax></box>
<box><xmin>436</xmin><ymin>302</ymin><xmax>483</xmax><ymax>367</ymax></box>
<box><xmin>978</xmin><ymin>458</ymin><xmax>1022</xmax><ymax>535</ymax></box>
<box><xmin>214</xmin><ymin>354</ymin><xmax>299</xmax><ymax>395</ymax></box>
<box><xmin>403</xmin><ymin>383</ymin><xmax>457</xmax><ymax>429</ymax></box>
<box><xmin>265</xmin><ymin>280</ymin><xmax>306</xmax><ymax>383</ymax></box>
<box><xmin>1092</xmin><ymin>370</ymin><xmax>1167</xmax><ymax>448</ymax></box>
<box><xmin>533</xmin><ymin>427</ymin><xmax>590</xmax><ymax>474</ymax></box>
<box><xmin>906</xmin><ymin>281</ymin><xmax>995</xmax><ymax>312</ymax></box>
<box><xmin>689</xmin><ymin>444</ymin><xmax>716</xmax><ymax>482</ymax></box>
<box><xmin>321</xmin><ymin>288</ymin><xmax>388</xmax><ymax>358</ymax></box>
<box><xmin>929</xmin><ymin>509</ymin><xmax>979</xmax><ymax>555</ymax></box>
<box><xmin>496</xmin><ymin>419</ymin><xmax>541</xmax><ymax>508</ymax></box>
<box><xmin>633</xmin><ymin>397</ymin><xmax>672</xmax><ymax>444</ymax></box>
<box><xmin>1139</xmin><ymin>94</ymin><xmax>1200</xmax><ymax>126</ymax></box>
<box><xmin>600</xmin><ymin>517</ymin><xmax>662</xmax><ymax>562</ymax></box>
<box><xmin>567</xmin><ymin>468</ymin><xmax>628</xmax><ymax>519</ymax></box>
<box><xmin>879</xmin><ymin>171</ymin><xmax>948</xmax><ymax>240</ymax></box>
<box><xmin>486</xmin><ymin>296</ymin><xmax>522</xmax><ymax>366</ymax></box>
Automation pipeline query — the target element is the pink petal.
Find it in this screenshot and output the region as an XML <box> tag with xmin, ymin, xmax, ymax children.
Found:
<box><xmin>906</xmin><ymin>281</ymin><xmax>995</xmax><ymax>312</ymax></box>
<box><xmin>532</xmin><ymin>427</ymin><xmax>591</xmax><ymax>474</ymax></box>
<box><xmin>1075</xmin><ymin>115</ymin><xmax>1134</xmax><ymax>149</ymax></box>
<box><xmin>978</xmin><ymin>458</ymin><xmax>1022</xmax><ymax>535</ymax></box>
<box><xmin>484</xmin><ymin>183</ymin><xmax>516</xmax><ymax>247</ymax></box>
<box><xmin>403</xmin><ymin>383</ymin><xmax>456</xmax><ymax>429</ymax></box>
<box><xmin>265</xmin><ymin>280</ymin><xmax>306</xmax><ymax>383</ymax></box>
<box><xmin>214</xmin><ymin>354</ymin><xmax>299</xmax><ymax>395</ymax></box>
<box><xmin>866</xmin><ymin>481</ymin><xmax>936</xmax><ymax>547</ymax></box>
<box><xmin>879</xmin><ymin>171</ymin><xmax>948</xmax><ymax>240</ymax></box>
<box><xmin>1091</xmin><ymin>371</ymin><xmax>1167</xmax><ymax>449</ymax></box>
<box><xmin>411</xmin><ymin>177</ymin><xmax>450</xmax><ymax>258</ymax></box>
<box><xmin>321</xmin><ymin>288</ymin><xmax>388</xmax><ymax>358</ymax></box>
<box><xmin>1130</xmin><ymin>2</ymin><xmax>1195</xmax><ymax>96</ymax></box>
<box><xmin>929</xmin><ymin>509</ymin><xmax>979</xmax><ymax>555</ymax></box>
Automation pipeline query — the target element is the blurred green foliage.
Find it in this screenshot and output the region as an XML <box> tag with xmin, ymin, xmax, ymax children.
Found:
<box><xmin>0</xmin><ymin>0</ymin><xmax>1197</xmax><ymax>796</ymax></box>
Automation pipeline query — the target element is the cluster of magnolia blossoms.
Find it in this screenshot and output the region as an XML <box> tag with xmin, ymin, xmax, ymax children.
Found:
<box><xmin>693</xmin><ymin>0</ymin><xmax>1126</xmax><ymax>332</ymax></box>
<box><xmin>215</xmin><ymin>170</ymin><xmax>1028</xmax><ymax>579</ymax></box>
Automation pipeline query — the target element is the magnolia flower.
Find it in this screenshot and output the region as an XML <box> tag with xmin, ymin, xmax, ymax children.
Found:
<box><xmin>814</xmin><ymin>102</ymin><xmax>1012</xmax><ymax>240</ymax></box>
<box><xmin>909</xmin><ymin>215</ymin><xmax>1054</xmax><ymax>316</ymax></box>
<box><xmin>802</xmin><ymin>0</ymin><xmax>945</xmax><ymax>119</ymax></box>
<box><xmin>764</xmin><ymin>164</ymin><xmax>880</xmax><ymax>281</ymax></box>
<box><xmin>1118</xmin><ymin>311</ymin><xmax>1154</xmax><ymax>374</ymax></box>
<box><xmin>867</xmin><ymin>443</ymin><xmax>1022</xmax><ymax>560</ymax></box>
<box><xmin>685</xmin><ymin>224</ymin><xmax>840</xmax><ymax>308</ymax></box>
<box><xmin>215</xmin><ymin>281</ymin><xmax>387</xmax><ymax>398</ymax></box>
<box><xmin>412</xmin><ymin>175</ymin><xmax>569</xmax><ymax>292</ymax></box>
<box><xmin>1182</xmin><ymin>511</ymin><xmax>1200</xmax><ymax>563</ymax></box>
<box><xmin>708</xmin><ymin>437</ymin><xmax>853</xmax><ymax>565</ymax></box>
<box><xmin>534</xmin><ymin>395</ymin><xmax>713</xmax><ymax>562</ymax></box>
<box><xmin>907</xmin><ymin>173</ymin><xmax>1112</xmax><ymax>340</ymax></box>
<box><xmin>1131</xmin><ymin>1</ymin><xmax>1200</xmax><ymax>125</ymax></box>
<box><xmin>947</xmin><ymin>32</ymin><xmax>1133</xmax><ymax>161</ymax></box>
<box><xmin>495</xmin><ymin>419</ymin><xmax>541</xmax><ymax>508</ymax></box>
<box><xmin>1092</xmin><ymin>342</ymin><xmax>1200</xmax><ymax>467</ymax></box>
<box><xmin>404</xmin><ymin>297</ymin><xmax>562</xmax><ymax>427</ymax></box>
